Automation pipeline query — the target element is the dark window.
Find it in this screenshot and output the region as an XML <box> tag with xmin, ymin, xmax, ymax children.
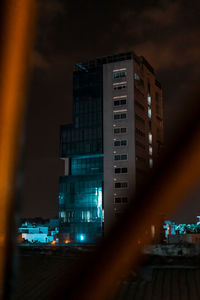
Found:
<box><xmin>114</xmin><ymin>155</ymin><xmax>120</xmax><ymax>161</ymax></box>
<box><xmin>121</xmin><ymin>99</ymin><xmax>126</xmax><ymax>105</ymax></box>
<box><xmin>121</xmin><ymin>154</ymin><xmax>127</xmax><ymax>160</ymax></box>
<box><xmin>115</xmin><ymin>168</ymin><xmax>120</xmax><ymax>173</ymax></box>
<box><xmin>115</xmin><ymin>183</ymin><xmax>121</xmax><ymax>188</ymax></box>
<box><xmin>115</xmin><ymin>197</ymin><xmax>121</xmax><ymax>203</ymax></box>
<box><xmin>121</xmin><ymin>182</ymin><xmax>128</xmax><ymax>188</ymax></box>
<box><xmin>114</xmin><ymin>128</ymin><xmax>120</xmax><ymax>134</ymax></box>
<box><xmin>121</xmin><ymin>140</ymin><xmax>127</xmax><ymax>146</ymax></box>
<box><xmin>121</xmin><ymin>113</ymin><xmax>126</xmax><ymax>119</ymax></box>
<box><xmin>135</xmin><ymin>128</ymin><xmax>145</xmax><ymax>138</ymax></box>
<box><xmin>122</xmin><ymin>197</ymin><xmax>128</xmax><ymax>203</ymax></box>
<box><xmin>114</xmin><ymin>101</ymin><xmax>120</xmax><ymax>106</ymax></box>
<box><xmin>122</xmin><ymin>168</ymin><xmax>128</xmax><ymax>173</ymax></box>
<box><xmin>114</xmin><ymin>141</ymin><xmax>120</xmax><ymax>146</ymax></box>
<box><xmin>114</xmin><ymin>114</ymin><xmax>120</xmax><ymax>120</ymax></box>
<box><xmin>121</xmin><ymin>128</ymin><xmax>126</xmax><ymax>133</ymax></box>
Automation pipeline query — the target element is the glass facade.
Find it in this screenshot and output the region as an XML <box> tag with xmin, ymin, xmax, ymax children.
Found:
<box><xmin>59</xmin><ymin>67</ymin><xmax>104</xmax><ymax>243</ymax></box>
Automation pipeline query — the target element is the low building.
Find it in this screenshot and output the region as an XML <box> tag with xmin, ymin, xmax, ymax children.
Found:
<box><xmin>18</xmin><ymin>221</ymin><xmax>59</xmax><ymax>244</ymax></box>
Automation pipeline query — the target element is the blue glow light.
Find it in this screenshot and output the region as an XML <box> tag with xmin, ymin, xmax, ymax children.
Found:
<box><xmin>80</xmin><ymin>234</ymin><xmax>85</xmax><ymax>241</ymax></box>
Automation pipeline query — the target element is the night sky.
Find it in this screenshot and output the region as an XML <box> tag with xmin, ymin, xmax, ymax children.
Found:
<box><xmin>22</xmin><ymin>0</ymin><xmax>200</xmax><ymax>222</ymax></box>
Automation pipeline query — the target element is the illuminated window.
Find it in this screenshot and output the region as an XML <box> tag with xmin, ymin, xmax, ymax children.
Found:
<box><xmin>147</xmin><ymin>94</ymin><xmax>151</xmax><ymax>105</ymax></box>
<box><xmin>149</xmin><ymin>145</ymin><xmax>153</xmax><ymax>155</ymax></box>
<box><xmin>149</xmin><ymin>133</ymin><xmax>152</xmax><ymax>144</ymax></box>
<box><xmin>134</xmin><ymin>73</ymin><xmax>140</xmax><ymax>80</ymax></box>
<box><xmin>149</xmin><ymin>158</ymin><xmax>153</xmax><ymax>168</ymax></box>
<box><xmin>148</xmin><ymin>107</ymin><xmax>152</xmax><ymax>118</ymax></box>
<box><xmin>113</xmin><ymin>71</ymin><xmax>127</xmax><ymax>79</ymax></box>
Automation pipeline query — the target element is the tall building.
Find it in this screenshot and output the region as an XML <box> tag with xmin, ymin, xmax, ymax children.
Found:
<box><xmin>59</xmin><ymin>52</ymin><xmax>164</xmax><ymax>243</ymax></box>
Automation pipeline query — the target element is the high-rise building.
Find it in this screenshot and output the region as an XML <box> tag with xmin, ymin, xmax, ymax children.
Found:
<box><xmin>59</xmin><ymin>52</ymin><xmax>164</xmax><ymax>243</ymax></box>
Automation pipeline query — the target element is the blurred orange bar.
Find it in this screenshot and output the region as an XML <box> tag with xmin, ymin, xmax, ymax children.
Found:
<box><xmin>0</xmin><ymin>0</ymin><xmax>36</xmax><ymax>296</ymax></box>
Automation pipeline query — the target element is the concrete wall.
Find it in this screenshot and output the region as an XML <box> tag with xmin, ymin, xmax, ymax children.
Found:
<box><xmin>103</xmin><ymin>60</ymin><xmax>136</xmax><ymax>234</ymax></box>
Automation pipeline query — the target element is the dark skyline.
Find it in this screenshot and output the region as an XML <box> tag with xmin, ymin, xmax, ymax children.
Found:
<box><xmin>22</xmin><ymin>0</ymin><xmax>200</xmax><ymax>222</ymax></box>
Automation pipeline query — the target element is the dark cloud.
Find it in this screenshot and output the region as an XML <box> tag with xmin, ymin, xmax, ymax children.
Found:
<box><xmin>23</xmin><ymin>0</ymin><xmax>200</xmax><ymax>220</ymax></box>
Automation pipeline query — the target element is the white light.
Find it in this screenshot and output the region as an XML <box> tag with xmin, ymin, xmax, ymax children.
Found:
<box><xmin>113</xmin><ymin>151</ymin><xmax>116</xmax><ymax>154</ymax></box>
<box><xmin>148</xmin><ymin>107</ymin><xmax>152</xmax><ymax>118</ymax></box>
<box><xmin>113</xmin><ymin>68</ymin><xmax>127</xmax><ymax>72</ymax></box>
<box><xmin>113</xmin><ymin>124</ymin><xmax>116</xmax><ymax>127</ymax></box>
<box><xmin>147</xmin><ymin>94</ymin><xmax>151</xmax><ymax>105</ymax></box>
<box><xmin>113</xmin><ymin>95</ymin><xmax>127</xmax><ymax>99</ymax></box>
<box><xmin>114</xmin><ymin>178</ymin><xmax>117</xmax><ymax>181</ymax></box>
<box><xmin>113</xmin><ymin>81</ymin><xmax>127</xmax><ymax>86</ymax></box>
<box><xmin>114</xmin><ymin>165</ymin><xmax>117</xmax><ymax>168</ymax></box>
<box><xmin>113</xmin><ymin>109</ymin><xmax>127</xmax><ymax>113</ymax></box>
<box><xmin>149</xmin><ymin>133</ymin><xmax>152</xmax><ymax>144</ymax></box>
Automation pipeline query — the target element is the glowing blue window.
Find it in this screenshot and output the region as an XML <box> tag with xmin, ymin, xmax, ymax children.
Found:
<box><xmin>147</xmin><ymin>94</ymin><xmax>151</xmax><ymax>105</ymax></box>
<box><xmin>148</xmin><ymin>107</ymin><xmax>152</xmax><ymax>118</ymax></box>
<box><xmin>149</xmin><ymin>158</ymin><xmax>153</xmax><ymax>168</ymax></box>
<box><xmin>79</xmin><ymin>234</ymin><xmax>85</xmax><ymax>241</ymax></box>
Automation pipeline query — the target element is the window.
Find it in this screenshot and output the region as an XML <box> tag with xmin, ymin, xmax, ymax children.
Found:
<box><xmin>114</xmin><ymin>114</ymin><xmax>120</xmax><ymax>120</ymax></box>
<box><xmin>121</xmin><ymin>128</ymin><xmax>127</xmax><ymax>133</ymax></box>
<box><xmin>114</xmin><ymin>167</ymin><xmax>128</xmax><ymax>173</ymax></box>
<box><xmin>121</xmin><ymin>140</ymin><xmax>127</xmax><ymax>146</ymax></box>
<box><xmin>114</xmin><ymin>197</ymin><xmax>128</xmax><ymax>203</ymax></box>
<box><xmin>113</xmin><ymin>71</ymin><xmax>127</xmax><ymax>79</ymax></box>
<box><xmin>115</xmin><ymin>182</ymin><xmax>128</xmax><ymax>188</ymax></box>
<box><xmin>148</xmin><ymin>107</ymin><xmax>152</xmax><ymax>118</ymax></box>
<box><xmin>147</xmin><ymin>94</ymin><xmax>151</xmax><ymax>105</ymax></box>
<box><xmin>114</xmin><ymin>99</ymin><xmax>127</xmax><ymax>106</ymax></box>
<box><xmin>149</xmin><ymin>121</ymin><xmax>152</xmax><ymax>131</ymax></box>
<box><xmin>114</xmin><ymin>100</ymin><xmax>120</xmax><ymax>106</ymax></box>
<box><xmin>114</xmin><ymin>140</ymin><xmax>127</xmax><ymax>146</ymax></box>
<box><xmin>114</xmin><ymin>155</ymin><xmax>121</xmax><ymax>161</ymax></box>
<box><xmin>122</xmin><ymin>197</ymin><xmax>128</xmax><ymax>203</ymax></box>
<box><xmin>149</xmin><ymin>146</ymin><xmax>153</xmax><ymax>155</ymax></box>
<box><xmin>121</xmin><ymin>154</ymin><xmax>127</xmax><ymax>160</ymax></box>
<box><xmin>114</xmin><ymin>197</ymin><xmax>121</xmax><ymax>203</ymax></box>
<box><xmin>114</xmin><ymin>127</ymin><xmax>127</xmax><ymax>134</ymax></box>
<box><xmin>114</xmin><ymin>141</ymin><xmax>120</xmax><ymax>146</ymax></box>
<box><xmin>122</xmin><ymin>168</ymin><xmax>128</xmax><ymax>173</ymax></box>
<box><xmin>121</xmin><ymin>99</ymin><xmax>126</xmax><ymax>105</ymax></box>
<box><xmin>149</xmin><ymin>158</ymin><xmax>153</xmax><ymax>168</ymax></box>
<box><xmin>114</xmin><ymin>154</ymin><xmax>127</xmax><ymax>161</ymax></box>
<box><xmin>115</xmin><ymin>168</ymin><xmax>120</xmax><ymax>173</ymax></box>
<box><xmin>114</xmin><ymin>128</ymin><xmax>120</xmax><ymax>134</ymax></box>
<box><xmin>149</xmin><ymin>133</ymin><xmax>152</xmax><ymax>144</ymax></box>
<box><xmin>113</xmin><ymin>83</ymin><xmax>127</xmax><ymax>90</ymax></box>
<box><xmin>134</xmin><ymin>73</ymin><xmax>140</xmax><ymax>80</ymax></box>
<box><xmin>114</xmin><ymin>113</ymin><xmax>127</xmax><ymax>120</ymax></box>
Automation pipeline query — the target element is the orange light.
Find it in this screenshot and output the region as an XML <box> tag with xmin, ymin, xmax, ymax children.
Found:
<box><xmin>51</xmin><ymin>240</ymin><xmax>56</xmax><ymax>245</ymax></box>
<box><xmin>65</xmin><ymin>240</ymin><xmax>70</xmax><ymax>244</ymax></box>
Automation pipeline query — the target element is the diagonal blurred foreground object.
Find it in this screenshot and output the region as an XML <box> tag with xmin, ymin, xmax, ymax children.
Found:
<box><xmin>51</xmin><ymin>87</ymin><xmax>200</xmax><ymax>300</ymax></box>
<box><xmin>0</xmin><ymin>1</ymin><xmax>36</xmax><ymax>298</ymax></box>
